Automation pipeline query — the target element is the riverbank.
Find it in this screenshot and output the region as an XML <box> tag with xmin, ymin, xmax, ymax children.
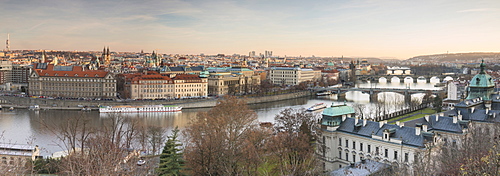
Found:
<box><xmin>0</xmin><ymin>91</ymin><xmax>313</xmax><ymax>111</ymax></box>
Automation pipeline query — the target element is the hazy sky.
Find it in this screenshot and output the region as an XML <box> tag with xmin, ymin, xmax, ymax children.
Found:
<box><xmin>1</xmin><ymin>0</ymin><xmax>499</xmax><ymax>59</ymax></box>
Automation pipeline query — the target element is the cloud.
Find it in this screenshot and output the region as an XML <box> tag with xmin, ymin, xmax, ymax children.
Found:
<box><xmin>457</xmin><ymin>8</ymin><xmax>498</xmax><ymax>13</ymax></box>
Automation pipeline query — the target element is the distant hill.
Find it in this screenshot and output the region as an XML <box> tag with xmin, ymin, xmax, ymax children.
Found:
<box><xmin>406</xmin><ymin>52</ymin><xmax>500</xmax><ymax>63</ymax></box>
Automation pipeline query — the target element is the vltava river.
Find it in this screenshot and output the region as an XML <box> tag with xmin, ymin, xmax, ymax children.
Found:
<box><xmin>0</xmin><ymin>82</ymin><xmax>442</xmax><ymax>156</ymax></box>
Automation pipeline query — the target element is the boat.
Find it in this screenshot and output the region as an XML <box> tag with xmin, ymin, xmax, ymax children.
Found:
<box><xmin>9</xmin><ymin>107</ymin><xmax>14</xmax><ymax>111</ymax></box>
<box><xmin>316</xmin><ymin>91</ymin><xmax>332</xmax><ymax>96</ymax></box>
<box><xmin>29</xmin><ymin>105</ymin><xmax>40</xmax><ymax>111</ymax></box>
<box><xmin>307</xmin><ymin>103</ymin><xmax>327</xmax><ymax>111</ymax></box>
<box><xmin>81</xmin><ymin>106</ymin><xmax>91</xmax><ymax>111</ymax></box>
<box><xmin>99</xmin><ymin>105</ymin><xmax>182</xmax><ymax>113</ymax></box>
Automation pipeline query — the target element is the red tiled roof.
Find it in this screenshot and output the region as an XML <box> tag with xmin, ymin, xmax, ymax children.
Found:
<box><xmin>173</xmin><ymin>74</ymin><xmax>201</xmax><ymax>80</ymax></box>
<box><xmin>34</xmin><ymin>65</ymin><xmax>109</xmax><ymax>78</ymax></box>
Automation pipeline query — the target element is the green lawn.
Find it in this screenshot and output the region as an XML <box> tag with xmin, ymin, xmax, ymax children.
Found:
<box><xmin>387</xmin><ymin>108</ymin><xmax>436</xmax><ymax>124</ymax></box>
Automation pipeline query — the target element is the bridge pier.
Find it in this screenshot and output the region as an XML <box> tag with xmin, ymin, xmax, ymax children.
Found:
<box><xmin>337</xmin><ymin>93</ymin><xmax>346</xmax><ymax>102</ymax></box>
<box><xmin>404</xmin><ymin>91</ymin><xmax>411</xmax><ymax>105</ymax></box>
<box><xmin>369</xmin><ymin>93</ymin><xmax>378</xmax><ymax>103</ymax></box>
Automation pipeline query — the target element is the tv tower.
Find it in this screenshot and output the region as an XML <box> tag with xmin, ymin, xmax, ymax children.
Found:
<box><xmin>5</xmin><ymin>33</ymin><xmax>10</xmax><ymax>51</ymax></box>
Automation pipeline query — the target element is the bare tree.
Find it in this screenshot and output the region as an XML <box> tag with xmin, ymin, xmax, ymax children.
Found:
<box><xmin>183</xmin><ymin>96</ymin><xmax>262</xmax><ymax>175</ymax></box>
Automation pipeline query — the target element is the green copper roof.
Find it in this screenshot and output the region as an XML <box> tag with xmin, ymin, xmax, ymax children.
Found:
<box><xmin>322</xmin><ymin>104</ymin><xmax>355</xmax><ymax>117</ymax></box>
<box><xmin>469</xmin><ymin>60</ymin><xmax>494</xmax><ymax>88</ymax></box>
<box><xmin>469</xmin><ymin>73</ymin><xmax>494</xmax><ymax>88</ymax></box>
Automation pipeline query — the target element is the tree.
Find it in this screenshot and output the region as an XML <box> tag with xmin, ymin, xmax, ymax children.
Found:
<box><xmin>352</xmin><ymin>103</ymin><xmax>366</xmax><ymax>119</ymax></box>
<box><xmin>157</xmin><ymin>126</ymin><xmax>185</xmax><ymax>176</ymax></box>
<box><xmin>270</xmin><ymin>108</ymin><xmax>321</xmax><ymax>175</ymax></box>
<box><xmin>183</xmin><ymin>95</ymin><xmax>263</xmax><ymax>175</ymax></box>
<box><xmin>433</xmin><ymin>95</ymin><xmax>442</xmax><ymax>113</ymax></box>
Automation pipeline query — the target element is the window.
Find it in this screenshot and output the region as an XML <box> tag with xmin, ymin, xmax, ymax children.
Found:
<box><xmin>346</xmin><ymin>153</ymin><xmax>349</xmax><ymax>161</ymax></box>
<box><xmin>394</xmin><ymin>151</ymin><xmax>398</xmax><ymax>160</ymax></box>
<box><xmin>376</xmin><ymin>147</ymin><xmax>379</xmax><ymax>155</ymax></box>
<box><xmin>353</xmin><ymin>141</ymin><xmax>356</xmax><ymax>149</ymax></box>
<box><xmin>339</xmin><ymin>138</ymin><xmax>342</xmax><ymax>146</ymax></box>
<box><xmin>360</xmin><ymin>143</ymin><xmax>363</xmax><ymax>152</ymax></box>
<box><xmin>405</xmin><ymin>153</ymin><xmax>409</xmax><ymax>162</ymax></box>
<box><xmin>345</xmin><ymin>139</ymin><xmax>348</xmax><ymax>148</ymax></box>
<box><xmin>385</xmin><ymin>149</ymin><xmax>388</xmax><ymax>157</ymax></box>
<box><xmin>339</xmin><ymin>151</ymin><xmax>342</xmax><ymax>159</ymax></box>
<box><xmin>353</xmin><ymin>154</ymin><xmax>356</xmax><ymax>163</ymax></box>
<box><xmin>368</xmin><ymin>145</ymin><xmax>371</xmax><ymax>153</ymax></box>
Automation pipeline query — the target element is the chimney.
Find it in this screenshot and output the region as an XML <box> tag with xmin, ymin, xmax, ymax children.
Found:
<box><xmin>458</xmin><ymin>111</ymin><xmax>461</xmax><ymax>115</ymax></box>
<box><xmin>399</xmin><ymin>122</ymin><xmax>404</xmax><ymax>128</ymax></box>
<box><xmin>458</xmin><ymin>114</ymin><xmax>463</xmax><ymax>121</ymax></box>
<box><xmin>486</xmin><ymin>109</ymin><xmax>489</xmax><ymax>115</ymax></box>
<box><xmin>379</xmin><ymin>121</ymin><xmax>384</xmax><ymax>128</ymax></box>
<box><xmin>355</xmin><ymin>117</ymin><xmax>359</xmax><ymax>125</ymax></box>
<box><xmin>471</xmin><ymin>107</ymin><xmax>475</xmax><ymax>113</ymax></box>
<box><xmin>342</xmin><ymin>116</ymin><xmax>346</xmax><ymax>121</ymax></box>
<box><xmin>396</xmin><ymin>121</ymin><xmax>400</xmax><ymax>126</ymax></box>
<box><xmin>436</xmin><ymin>115</ymin><xmax>439</xmax><ymax>122</ymax></box>
<box><xmin>440</xmin><ymin>112</ymin><xmax>444</xmax><ymax>116</ymax></box>
<box><xmin>416</xmin><ymin>127</ymin><xmax>421</xmax><ymax>135</ymax></box>
<box><xmin>453</xmin><ymin>116</ymin><xmax>458</xmax><ymax>123</ymax></box>
<box><xmin>425</xmin><ymin>115</ymin><xmax>430</xmax><ymax>122</ymax></box>
<box><xmin>363</xmin><ymin>119</ymin><xmax>367</xmax><ymax>126</ymax></box>
<box><xmin>422</xmin><ymin>125</ymin><xmax>428</xmax><ymax>132</ymax></box>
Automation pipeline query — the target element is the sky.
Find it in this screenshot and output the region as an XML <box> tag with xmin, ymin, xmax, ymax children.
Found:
<box><xmin>1</xmin><ymin>0</ymin><xmax>500</xmax><ymax>59</ymax></box>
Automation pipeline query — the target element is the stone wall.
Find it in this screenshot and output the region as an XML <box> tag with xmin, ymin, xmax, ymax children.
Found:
<box><xmin>0</xmin><ymin>91</ymin><xmax>312</xmax><ymax>110</ymax></box>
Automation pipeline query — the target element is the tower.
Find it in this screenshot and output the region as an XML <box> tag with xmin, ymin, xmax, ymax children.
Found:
<box><xmin>102</xmin><ymin>46</ymin><xmax>111</xmax><ymax>65</ymax></box>
<box><xmin>5</xmin><ymin>33</ymin><xmax>10</xmax><ymax>52</ymax></box>
<box><xmin>466</xmin><ymin>60</ymin><xmax>494</xmax><ymax>101</ymax></box>
<box><xmin>41</xmin><ymin>50</ymin><xmax>46</xmax><ymax>63</ymax></box>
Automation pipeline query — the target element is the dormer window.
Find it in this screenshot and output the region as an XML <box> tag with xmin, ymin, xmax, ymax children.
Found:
<box><xmin>54</xmin><ymin>73</ymin><xmax>58</xmax><ymax>76</ymax></box>
<box><xmin>85</xmin><ymin>74</ymin><xmax>88</xmax><ymax>77</ymax></box>
<box><xmin>95</xmin><ymin>74</ymin><xmax>99</xmax><ymax>77</ymax></box>
<box><xmin>64</xmin><ymin>74</ymin><xmax>68</xmax><ymax>76</ymax></box>
<box><xmin>74</xmin><ymin>74</ymin><xmax>78</xmax><ymax>77</ymax></box>
<box><xmin>45</xmin><ymin>73</ymin><xmax>49</xmax><ymax>76</ymax></box>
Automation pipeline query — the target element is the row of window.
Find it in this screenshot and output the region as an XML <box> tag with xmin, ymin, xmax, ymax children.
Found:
<box><xmin>38</xmin><ymin>77</ymin><xmax>114</xmax><ymax>82</ymax></box>
<box><xmin>339</xmin><ymin>137</ymin><xmax>410</xmax><ymax>162</ymax></box>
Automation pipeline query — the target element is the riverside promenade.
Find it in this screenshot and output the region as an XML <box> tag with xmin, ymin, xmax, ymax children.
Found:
<box><xmin>0</xmin><ymin>91</ymin><xmax>312</xmax><ymax>111</ymax></box>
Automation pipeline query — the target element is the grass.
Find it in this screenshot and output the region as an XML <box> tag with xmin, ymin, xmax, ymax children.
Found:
<box><xmin>387</xmin><ymin>108</ymin><xmax>437</xmax><ymax>124</ymax></box>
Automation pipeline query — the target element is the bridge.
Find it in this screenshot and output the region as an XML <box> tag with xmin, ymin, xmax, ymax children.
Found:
<box><xmin>313</xmin><ymin>87</ymin><xmax>445</xmax><ymax>103</ymax></box>
<box><xmin>355</xmin><ymin>74</ymin><xmax>461</xmax><ymax>83</ymax></box>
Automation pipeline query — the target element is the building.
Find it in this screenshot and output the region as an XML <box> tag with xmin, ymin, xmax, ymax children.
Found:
<box><xmin>319</xmin><ymin>60</ymin><xmax>500</xmax><ymax>173</ymax></box>
<box><xmin>10</xmin><ymin>64</ymin><xmax>31</xmax><ymax>84</ymax></box>
<box><xmin>0</xmin><ymin>144</ymin><xmax>40</xmax><ymax>168</ymax></box>
<box><xmin>207</xmin><ymin>67</ymin><xmax>260</xmax><ymax>96</ymax></box>
<box><xmin>159</xmin><ymin>66</ymin><xmax>207</xmax><ymax>75</ymax></box>
<box><xmin>172</xmin><ymin>74</ymin><xmax>208</xmax><ymax>99</ymax></box>
<box><xmin>0</xmin><ymin>60</ymin><xmax>12</xmax><ymax>85</ymax></box>
<box><xmin>120</xmin><ymin>71</ymin><xmax>175</xmax><ymax>100</ymax></box>
<box><xmin>119</xmin><ymin>71</ymin><xmax>208</xmax><ymax>100</ymax></box>
<box><xmin>318</xmin><ymin>103</ymin><xmax>433</xmax><ymax>171</ymax></box>
<box><xmin>268</xmin><ymin>67</ymin><xmax>320</xmax><ymax>86</ymax></box>
<box><xmin>28</xmin><ymin>63</ymin><xmax>116</xmax><ymax>98</ymax></box>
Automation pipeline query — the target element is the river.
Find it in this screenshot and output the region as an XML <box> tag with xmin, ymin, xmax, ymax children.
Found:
<box><xmin>0</xmin><ymin>82</ymin><xmax>443</xmax><ymax>156</ymax></box>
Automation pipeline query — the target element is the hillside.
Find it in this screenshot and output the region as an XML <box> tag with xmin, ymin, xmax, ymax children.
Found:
<box><xmin>406</xmin><ymin>52</ymin><xmax>500</xmax><ymax>63</ymax></box>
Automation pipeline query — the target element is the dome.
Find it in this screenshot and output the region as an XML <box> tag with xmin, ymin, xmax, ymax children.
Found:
<box><xmin>469</xmin><ymin>73</ymin><xmax>494</xmax><ymax>88</ymax></box>
<box><xmin>469</xmin><ymin>60</ymin><xmax>494</xmax><ymax>88</ymax></box>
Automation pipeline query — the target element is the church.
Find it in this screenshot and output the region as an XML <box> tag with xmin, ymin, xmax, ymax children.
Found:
<box><xmin>318</xmin><ymin>60</ymin><xmax>499</xmax><ymax>173</ymax></box>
